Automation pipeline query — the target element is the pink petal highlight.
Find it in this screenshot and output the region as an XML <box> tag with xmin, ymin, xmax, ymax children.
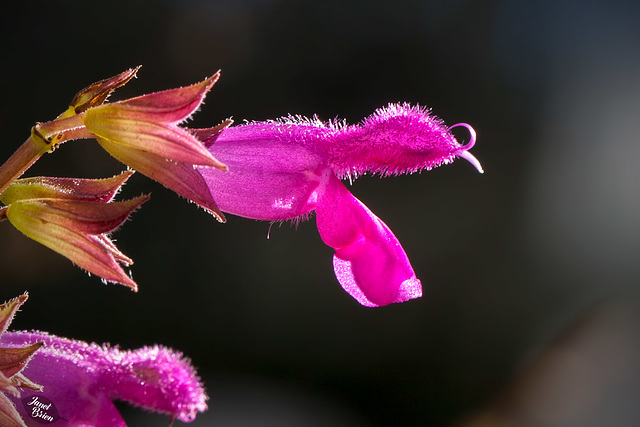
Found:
<box><xmin>199</xmin><ymin>125</ymin><xmax>325</xmax><ymax>220</ymax></box>
<box><xmin>315</xmin><ymin>172</ymin><xmax>421</xmax><ymax>307</ymax></box>
<box><xmin>1</xmin><ymin>331</ymin><xmax>207</xmax><ymax>425</ymax></box>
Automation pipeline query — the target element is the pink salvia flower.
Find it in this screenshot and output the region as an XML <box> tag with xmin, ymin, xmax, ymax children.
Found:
<box><xmin>0</xmin><ymin>331</ymin><xmax>207</xmax><ymax>426</ymax></box>
<box><xmin>196</xmin><ymin>103</ymin><xmax>483</xmax><ymax>307</ymax></box>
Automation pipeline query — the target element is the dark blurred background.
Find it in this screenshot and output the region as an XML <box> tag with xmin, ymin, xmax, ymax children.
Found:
<box><xmin>1</xmin><ymin>1</ymin><xmax>639</xmax><ymax>425</ymax></box>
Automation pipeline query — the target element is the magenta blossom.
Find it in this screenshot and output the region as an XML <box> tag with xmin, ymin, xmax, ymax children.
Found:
<box><xmin>0</xmin><ymin>331</ymin><xmax>207</xmax><ymax>426</ymax></box>
<box><xmin>196</xmin><ymin>103</ymin><xmax>483</xmax><ymax>307</ymax></box>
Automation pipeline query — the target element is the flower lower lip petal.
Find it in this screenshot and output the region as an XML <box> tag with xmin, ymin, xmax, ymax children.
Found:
<box><xmin>315</xmin><ymin>173</ymin><xmax>421</xmax><ymax>306</ymax></box>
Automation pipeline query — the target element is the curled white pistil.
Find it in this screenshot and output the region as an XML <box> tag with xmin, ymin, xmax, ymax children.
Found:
<box><xmin>449</xmin><ymin>123</ymin><xmax>484</xmax><ymax>174</ymax></box>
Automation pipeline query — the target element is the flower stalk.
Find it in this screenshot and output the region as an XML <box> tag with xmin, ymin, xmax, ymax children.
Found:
<box><xmin>0</xmin><ymin>114</ymin><xmax>93</xmax><ymax>197</ymax></box>
<box><xmin>0</xmin><ymin>135</ymin><xmax>47</xmax><ymax>198</ymax></box>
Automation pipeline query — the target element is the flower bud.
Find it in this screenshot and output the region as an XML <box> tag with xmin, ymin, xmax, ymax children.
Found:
<box><xmin>61</xmin><ymin>67</ymin><xmax>140</xmax><ymax>118</ymax></box>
